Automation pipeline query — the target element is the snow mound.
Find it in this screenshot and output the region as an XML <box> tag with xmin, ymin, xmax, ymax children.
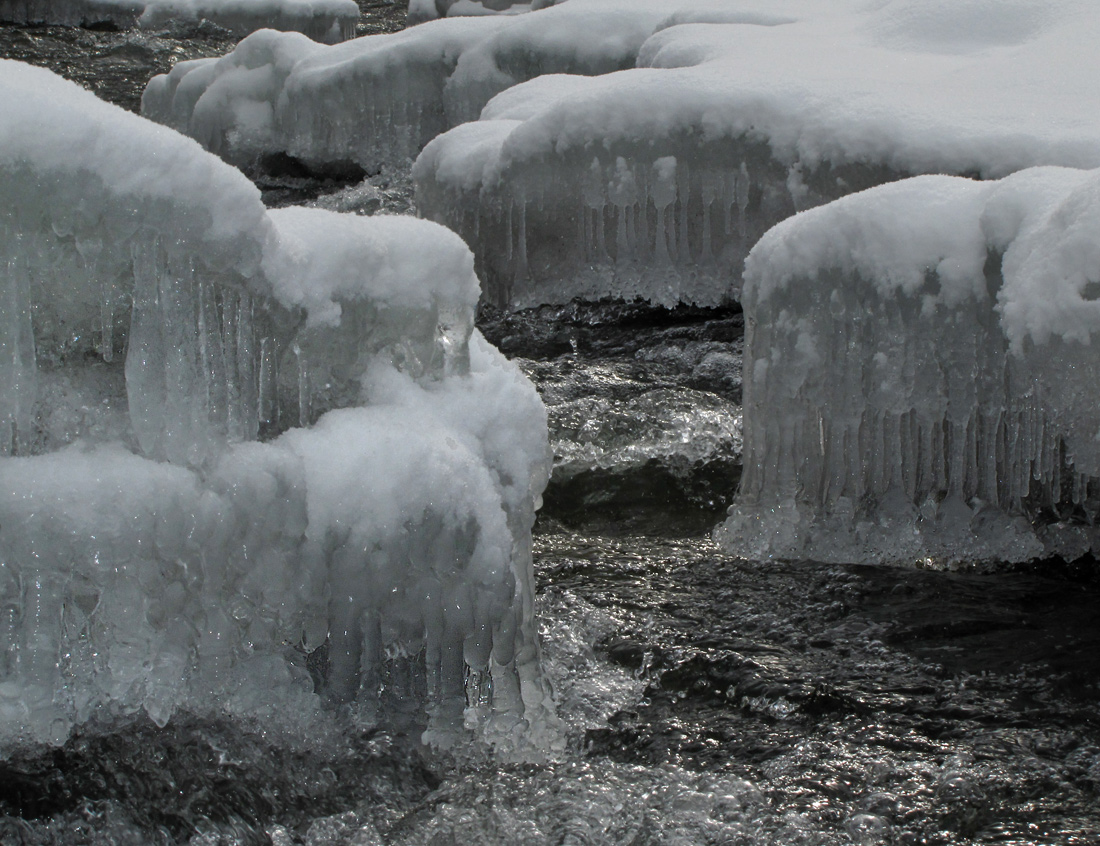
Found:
<box><xmin>718</xmin><ymin>166</ymin><xmax>1100</xmax><ymax>566</ymax></box>
<box><xmin>0</xmin><ymin>60</ymin><xmax>554</xmax><ymax>752</ymax></box>
<box><xmin>0</xmin><ymin>0</ymin><xmax>358</xmax><ymax>41</ymax></box>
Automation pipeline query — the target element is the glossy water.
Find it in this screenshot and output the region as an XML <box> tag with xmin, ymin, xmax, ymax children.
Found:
<box><xmin>1</xmin><ymin>11</ymin><xmax>1099</xmax><ymax>845</ymax></box>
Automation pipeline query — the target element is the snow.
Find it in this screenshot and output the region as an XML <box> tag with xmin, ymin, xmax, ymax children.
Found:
<box><xmin>0</xmin><ymin>61</ymin><xmax>554</xmax><ymax>751</ymax></box>
<box><xmin>154</xmin><ymin>0</ymin><xmax>1100</xmax><ymax>308</ymax></box>
<box><xmin>718</xmin><ymin>165</ymin><xmax>1100</xmax><ymax>565</ymax></box>
<box><xmin>414</xmin><ymin>0</ymin><xmax>1100</xmax><ymax>307</ymax></box>
<box><xmin>0</xmin><ymin>0</ymin><xmax>358</xmax><ymax>41</ymax></box>
<box><xmin>407</xmin><ymin>0</ymin><xmax>553</xmax><ymax>26</ymax></box>
<box><xmin>141</xmin><ymin>1</ymin><xmax>674</xmax><ymax>169</ymax></box>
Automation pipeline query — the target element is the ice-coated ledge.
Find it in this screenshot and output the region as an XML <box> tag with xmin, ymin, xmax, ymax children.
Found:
<box><xmin>0</xmin><ymin>0</ymin><xmax>358</xmax><ymax>42</ymax></box>
<box><xmin>144</xmin><ymin>0</ymin><xmax>1100</xmax><ymax>308</ymax></box>
<box><xmin>0</xmin><ymin>60</ymin><xmax>555</xmax><ymax>752</ymax></box>
<box><xmin>407</xmin><ymin>0</ymin><xmax>556</xmax><ymax>26</ymax></box>
<box><xmin>140</xmin><ymin>1</ymin><xmax>680</xmax><ymax>169</ymax></box>
<box><xmin>414</xmin><ymin>0</ymin><xmax>1100</xmax><ymax>308</ymax></box>
<box><xmin>718</xmin><ymin>166</ymin><xmax>1100</xmax><ymax>566</ymax></box>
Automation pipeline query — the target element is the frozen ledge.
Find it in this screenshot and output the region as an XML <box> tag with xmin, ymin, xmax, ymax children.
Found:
<box><xmin>718</xmin><ymin>167</ymin><xmax>1100</xmax><ymax>567</ymax></box>
<box><xmin>0</xmin><ymin>61</ymin><xmax>555</xmax><ymax>752</ymax></box>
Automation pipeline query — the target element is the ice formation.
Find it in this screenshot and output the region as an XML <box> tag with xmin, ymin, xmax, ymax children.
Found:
<box><xmin>718</xmin><ymin>166</ymin><xmax>1100</xmax><ymax>565</ymax></box>
<box><xmin>414</xmin><ymin>0</ymin><xmax>1100</xmax><ymax>307</ymax></box>
<box><xmin>407</xmin><ymin>0</ymin><xmax>555</xmax><ymax>26</ymax></box>
<box><xmin>142</xmin><ymin>0</ymin><xmax>1100</xmax><ymax>306</ymax></box>
<box><xmin>0</xmin><ymin>60</ymin><xmax>554</xmax><ymax>750</ymax></box>
<box><xmin>0</xmin><ymin>0</ymin><xmax>358</xmax><ymax>42</ymax></box>
<box><xmin>141</xmin><ymin>1</ymin><xmax>685</xmax><ymax>171</ymax></box>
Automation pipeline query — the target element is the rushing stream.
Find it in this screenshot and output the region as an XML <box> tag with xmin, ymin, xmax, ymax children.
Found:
<box><xmin>1</xmin><ymin>5</ymin><xmax>1099</xmax><ymax>845</ymax></box>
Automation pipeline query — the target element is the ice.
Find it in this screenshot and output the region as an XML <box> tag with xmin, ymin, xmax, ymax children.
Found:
<box><xmin>0</xmin><ymin>60</ymin><xmax>554</xmax><ymax>750</ymax></box>
<box><xmin>717</xmin><ymin>166</ymin><xmax>1100</xmax><ymax>566</ymax></box>
<box><xmin>143</xmin><ymin>0</ymin><xmax>1100</xmax><ymax>306</ymax></box>
<box><xmin>0</xmin><ymin>0</ymin><xmax>358</xmax><ymax>41</ymax></box>
<box><xmin>141</xmin><ymin>1</ymin><xmax>677</xmax><ymax>171</ymax></box>
<box><xmin>413</xmin><ymin>0</ymin><xmax>1100</xmax><ymax>307</ymax></box>
<box><xmin>407</xmin><ymin>0</ymin><xmax>554</xmax><ymax>26</ymax></box>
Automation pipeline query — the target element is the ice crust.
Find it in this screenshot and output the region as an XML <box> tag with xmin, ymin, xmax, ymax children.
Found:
<box><xmin>719</xmin><ymin>166</ymin><xmax>1100</xmax><ymax>566</ymax></box>
<box><xmin>0</xmin><ymin>60</ymin><xmax>554</xmax><ymax>750</ymax></box>
<box><xmin>0</xmin><ymin>0</ymin><xmax>358</xmax><ymax>41</ymax></box>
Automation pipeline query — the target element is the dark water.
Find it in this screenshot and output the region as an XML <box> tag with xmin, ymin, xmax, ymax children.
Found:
<box><xmin>1</xmin><ymin>10</ymin><xmax>1099</xmax><ymax>845</ymax></box>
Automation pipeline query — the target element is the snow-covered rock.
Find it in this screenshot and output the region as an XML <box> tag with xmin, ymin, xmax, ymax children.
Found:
<box><xmin>0</xmin><ymin>60</ymin><xmax>554</xmax><ymax>751</ymax></box>
<box><xmin>718</xmin><ymin>166</ymin><xmax>1100</xmax><ymax>566</ymax></box>
<box><xmin>0</xmin><ymin>0</ymin><xmax>358</xmax><ymax>42</ymax></box>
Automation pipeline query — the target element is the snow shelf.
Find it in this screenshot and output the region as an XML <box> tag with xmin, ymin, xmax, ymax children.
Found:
<box><xmin>0</xmin><ymin>0</ymin><xmax>358</xmax><ymax>42</ymax></box>
<box><xmin>146</xmin><ymin>0</ymin><xmax>1100</xmax><ymax>308</ymax></box>
<box><xmin>718</xmin><ymin>166</ymin><xmax>1100</xmax><ymax>566</ymax></box>
<box><xmin>0</xmin><ymin>60</ymin><xmax>554</xmax><ymax>752</ymax></box>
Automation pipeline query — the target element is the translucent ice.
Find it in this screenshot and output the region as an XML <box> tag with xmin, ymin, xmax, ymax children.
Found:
<box><xmin>0</xmin><ymin>60</ymin><xmax>554</xmax><ymax>751</ymax></box>
<box><xmin>718</xmin><ymin>166</ymin><xmax>1100</xmax><ymax>565</ymax></box>
<box><xmin>0</xmin><ymin>0</ymin><xmax>358</xmax><ymax>41</ymax></box>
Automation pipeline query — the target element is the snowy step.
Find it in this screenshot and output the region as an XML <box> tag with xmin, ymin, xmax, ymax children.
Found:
<box><xmin>0</xmin><ymin>60</ymin><xmax>554</xmax><ymax>751</ymax></box>
<box><xmin>719</xmin><ymin>167</ymin><xmax>1100</xmax><ymax>566</ymax></box>
<box><xmin>0</xmin><ymin>0</ymin><xmax>359</xmax><ymax>42</ymax></box>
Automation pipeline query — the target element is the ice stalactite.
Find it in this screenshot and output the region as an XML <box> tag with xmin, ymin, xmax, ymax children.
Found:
<box><xmin>718</xmin><ymin>168</ymin><xmax>1100</xmax><ymax>566</ymax></box>
<box><xmin>415</xmin><ymin>128</ymin><xmax>854</xmax><ymax>308</ymax></box>
<box><xmin>0</xmin><ymin>61</ymin><xmax>556</xmax><ymax>753</ymax></box>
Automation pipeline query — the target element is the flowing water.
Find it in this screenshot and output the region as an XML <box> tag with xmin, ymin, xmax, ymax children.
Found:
<box><xmin>1</xmin><ymin>8</ymin><xmax>1099</xmax><ymax>845</ymax></box>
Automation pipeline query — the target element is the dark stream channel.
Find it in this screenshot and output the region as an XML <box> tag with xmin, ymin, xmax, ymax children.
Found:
<box><xmin>1</xmin><ymin>7</ymin><xmax>1099</xmax><ymax>845</ymax></box>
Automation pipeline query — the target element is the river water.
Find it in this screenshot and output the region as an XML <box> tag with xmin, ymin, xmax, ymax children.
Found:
<box><xmin>1</xmin><ymin>7</ymin><xmax>1099</xmax><ymax>845</ymax></box>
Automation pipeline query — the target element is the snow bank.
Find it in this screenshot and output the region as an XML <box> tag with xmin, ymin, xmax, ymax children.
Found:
<box><xmin>0</xmin><ymin>0</ymin><xmax>358</xmax><ymax>41</ymax></box>
<box><xmin>0</xmin><ymin>60</ymin><xmax>554</xmax><ymax>750</ymax></box>
<box><xmin>718</xmin><ymin>166</ymin><xmax>1100</xmax><ymax>565</ymax></box>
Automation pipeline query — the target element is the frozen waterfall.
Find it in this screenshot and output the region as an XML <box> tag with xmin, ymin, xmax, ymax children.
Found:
<box><xmin>719</xmin><ymin>167</ymin><xmax>1100</xmax><ymax>566</ymax></box>
<box><xmin>0</xmin><ymin>59</ymin><xmax>555</xmax><ymax>752</ymax></box>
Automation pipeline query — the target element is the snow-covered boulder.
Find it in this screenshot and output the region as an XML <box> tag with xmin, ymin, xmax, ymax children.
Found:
<box><xmin>0</xmin><ymin>60</ymin><xmax>554</xmax><ymax>751</ymax></box>
<box><xmin>718</xmin><ymin>166</ymin><xmax>1100</xmax><ymax>566</ymax></box>
<box><xmin>0</xmin><ymin>0</ymin><xmax>358</xmax><ymax>42</ymax></box>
